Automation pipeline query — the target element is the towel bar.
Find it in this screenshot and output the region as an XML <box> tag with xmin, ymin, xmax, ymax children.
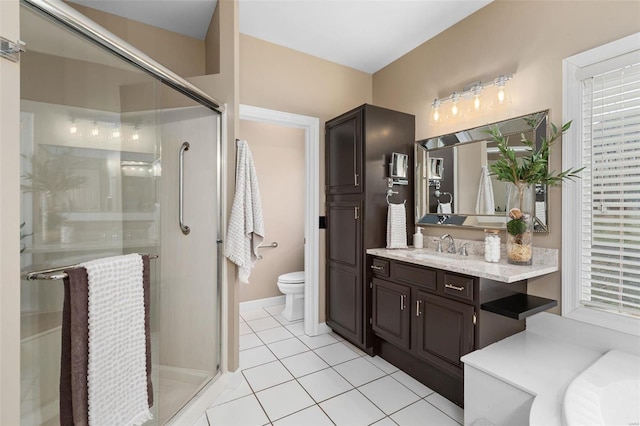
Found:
<box><xmin>21</xmin><ymin>253</ymin><xmax>159</xmax><ymax>281</ymax></box>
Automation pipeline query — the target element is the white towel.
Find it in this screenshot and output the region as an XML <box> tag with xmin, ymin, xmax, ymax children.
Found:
<box><xmin>387</xmin><ymin>203</ymin><xmax>408</xmax><ymax>249</ymax></box>
<box><xmin>226</xmin><ymin>140</ymin><xmax>265</xmax><ymax>283</ymax></box>
<box><xmin>535</xmin><ymin>201</ymin><xmax>546</xmax><ymax>225</ymax></box>
<box><xmin>475</xmin><ymin>166</ymin><xmax>496</xmax><ymax>215</ymax></box>
<box><xmin>437</xmin><ymin>202</ymin><xmax>452</xmax><ymax>214</ymax></box>
<box><xmin>83</xmin><ymin>254</ymin><xmax>152</xmax><ymax>426</ymax></box>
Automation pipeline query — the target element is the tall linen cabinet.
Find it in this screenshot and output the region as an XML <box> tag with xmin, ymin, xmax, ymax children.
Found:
<box><xmin>325</xmin><ymin>104</ymin><xmax>415</xmax><ymax>351</ymax></box>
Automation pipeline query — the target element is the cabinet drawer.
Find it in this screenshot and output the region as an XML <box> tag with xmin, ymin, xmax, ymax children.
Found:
<box><xmin>370</xmin><ymin>258</ymin><xmax>389</xmax><ymax>277</ymax></box>
<box><xmin>441</xmin><ymin>272</ymin><xmax>474</xmax><ymax>302</ymax></box>
<box><xmin>393</xmin><ymin>262</ymin><xmax>436</xmax><ymax>291</ymax></box>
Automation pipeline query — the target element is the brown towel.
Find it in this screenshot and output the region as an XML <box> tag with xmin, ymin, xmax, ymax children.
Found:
<box><xmin>60</xmin><ymin>255</ymin><xmax>153</xmax><ymax>426</ymax></box>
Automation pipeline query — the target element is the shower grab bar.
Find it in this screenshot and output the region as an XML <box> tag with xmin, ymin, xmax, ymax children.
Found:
<box><xmin>21</xmin><ymin>253</ymin><xmax>159</xmax><ymax>281</ymax></box>
<box><xmin>179</xmin><ymin>142</ymin><xmax>191</xmax><ymax>235</ymax></box>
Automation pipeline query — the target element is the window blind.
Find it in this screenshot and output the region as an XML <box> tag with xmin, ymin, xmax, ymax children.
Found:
<box><xmin>580</xmin><ymin>57</ymin><xmax>640</xmax><ymax>317</ymax></box>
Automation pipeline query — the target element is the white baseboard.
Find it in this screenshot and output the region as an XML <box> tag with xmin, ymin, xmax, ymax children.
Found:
<box><xmin>239</xmin><ymin>295</ymin><xmax>285</xmax><ymax>312</ymax></box>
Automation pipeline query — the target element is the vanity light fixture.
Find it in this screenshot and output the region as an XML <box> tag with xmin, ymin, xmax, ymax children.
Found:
<box><xmin>430</xmin><ymin>74</ymin><xmax>513</xmax><ymax>123</ymax></box>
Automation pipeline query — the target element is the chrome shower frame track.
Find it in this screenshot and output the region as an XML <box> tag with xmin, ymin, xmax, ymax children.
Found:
<box><xmin>22</xmin><ymin>0</ymin><xmax>224</xmax><ymax>115</ymax></box>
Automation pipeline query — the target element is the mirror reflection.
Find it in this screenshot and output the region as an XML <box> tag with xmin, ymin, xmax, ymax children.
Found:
<box><xmin>415</xmin><ymin>110</ymin><xmax>550</xmax><ymax>232</ymax></box>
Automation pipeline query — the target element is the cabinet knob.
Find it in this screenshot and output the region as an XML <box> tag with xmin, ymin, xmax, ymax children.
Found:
<box><xmin>416</xmin><ymin>300</ymin><xmax>423</xmax><ymax>317</ymax></box>
<box><xmin>370</xmin><ymin>265</ymin><xmax>384</xmax><ymax>271</ymax></box>
<box><xmin>400</xmin><ymin>294</ymin><xmax>406</xmax><ymax>310</ymax></box>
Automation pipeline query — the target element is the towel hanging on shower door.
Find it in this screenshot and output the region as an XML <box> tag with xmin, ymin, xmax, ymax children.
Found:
<box><xmin>59</xmin><ymin>254</ymin><xmax>153</xmax><ymax>426</ymax></box>
<box><xmin>226</xmin><ymin>139</ymin><xmax>265</xmax><ymax>283</ymax></box>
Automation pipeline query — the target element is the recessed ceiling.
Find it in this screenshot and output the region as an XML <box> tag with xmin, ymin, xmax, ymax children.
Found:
<box><xmin>68</xmin><ymin>0</ymin><xmax>493</xmax><ymax>74</ymax></box>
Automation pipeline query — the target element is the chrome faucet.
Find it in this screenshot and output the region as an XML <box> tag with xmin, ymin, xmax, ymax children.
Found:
<box><xmin>439</xmin><ymin>233</ymin><xmax>456</xmax><ymax>253</ymax></box>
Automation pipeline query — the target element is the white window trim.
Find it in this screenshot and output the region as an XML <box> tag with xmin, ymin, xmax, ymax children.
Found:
<box><xmin>562</xmin><ymin>32</ymin><xmax>640</xmax><ymax>337</ymax></box>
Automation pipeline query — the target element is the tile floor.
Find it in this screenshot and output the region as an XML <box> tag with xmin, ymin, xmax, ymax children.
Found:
<box><xmin>193</xmin><ymin>305</ymin><xmax>464</xmax><ymax>426</ymax></box>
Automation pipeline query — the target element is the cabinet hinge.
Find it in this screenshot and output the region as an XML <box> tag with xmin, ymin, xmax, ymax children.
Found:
<box><xmin>369</xmin><ymin>317</ymin><xmax>373</xmax><ymax>325</ymax></box>
<box><xmin>472</xmin><ymin>312</ymin><xmax>477</xmax><ymax>325</ymax></box>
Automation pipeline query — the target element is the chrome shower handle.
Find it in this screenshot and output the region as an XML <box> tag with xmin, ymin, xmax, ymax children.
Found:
<box><xmin>179</xmin><ymin>142</ymin><xmax>191</xmax><ymax>235</ymax></box>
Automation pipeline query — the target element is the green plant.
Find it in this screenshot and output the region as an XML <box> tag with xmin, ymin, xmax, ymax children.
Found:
<box><xmin>487</xmin><ymin>120</ymin><xmax>584</xmax><ymax>187</ymax></box>
<box><xmin>487</xmin><ymin>119</ymin><xmax>584</xmax><ymax>263</ymax></box>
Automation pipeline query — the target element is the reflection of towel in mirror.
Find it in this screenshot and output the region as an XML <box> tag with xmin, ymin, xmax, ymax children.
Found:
<box><xmin>475</xmin><ymin>166</ymin><xmax>496</xmax><ymax>215</ymax></box>
<box><xmin>386</xmin><ymin>203</ymin><xmax>408</xmax><ymax>249</ymax></box>
<box><xmin>226</xmin><ymin>140</ymin><xmax>265</xmax><ymax>283</ymax></box>
<box><xmin>437</xmin><ymin>202</ymin><xmax>452</xmax><ymax>214</ymax></box>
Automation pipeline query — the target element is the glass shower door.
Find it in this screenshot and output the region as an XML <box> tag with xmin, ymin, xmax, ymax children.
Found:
<box><xmin>19</xmin><ymin>3</ymin><xmax>220</xmax><ymax>424</ymax></box>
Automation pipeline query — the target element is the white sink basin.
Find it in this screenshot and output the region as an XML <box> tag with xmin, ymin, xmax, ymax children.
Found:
<box><xmin>563</xmin><ymin>350</ymin><xmax>640</xmax><ymax>426</ymax></box>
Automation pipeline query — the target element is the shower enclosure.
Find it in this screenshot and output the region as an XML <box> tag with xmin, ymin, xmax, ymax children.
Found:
<box><xmin>18</xmin><ymin>1</ymin><xmax>223</xmax><ymax>424</ymax></box>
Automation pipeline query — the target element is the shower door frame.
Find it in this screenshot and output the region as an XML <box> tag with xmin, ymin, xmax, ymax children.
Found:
<box><xmin>14</xmin><ymin>0</ymin><xmax>228</xmax><ymax>422</ymax></box>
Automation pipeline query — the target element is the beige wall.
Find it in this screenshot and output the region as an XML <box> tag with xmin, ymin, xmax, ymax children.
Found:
<box><xmin>373</xmin><ymin>0</ymin><xmax>640</xmax><ymax>310</ymax></box>
<box><xmin>67</xmin><ymin>3</ymin><xmax>205</xmax><ymax>78</ymax></box>
<box><xmin>192</xmin><ymin>0</ymin><xmax>240</xmax><ymax>371</ymax></box>
<box><xmin>0</xmin><ymin>0</ymin><xmax>21</xmax><ymax>422</ymax></box>
<box><xmin>240</xmin><ymin>33</ymin><xmax>373</xmax><ymax>320</ymax></box>
<box><xmin>238</xmin><ymin>120</ymin><xmax>305</xmax><ymax>302</ymax></box>
<box><xmin>205</xmin><ymin>2</ymin><xmax>221</xmax><ymax>74</ymax></box>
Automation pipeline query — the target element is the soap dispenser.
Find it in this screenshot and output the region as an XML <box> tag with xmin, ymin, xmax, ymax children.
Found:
<box><xmin>413</xmin><ymin>227</ymin><xmax>424</xmax><ymax>249</ymax></box>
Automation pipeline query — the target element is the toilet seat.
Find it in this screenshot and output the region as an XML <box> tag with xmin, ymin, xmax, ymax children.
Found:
<box><xmin>278</xmin><ymin>271</ymin><xmax>304</xmax><ymax>284</ymax></box>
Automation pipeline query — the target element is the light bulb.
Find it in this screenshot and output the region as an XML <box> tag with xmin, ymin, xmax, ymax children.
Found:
<box><xmin>132</xmin><ymin>132</ymin><xmax>140</xmax><ymax>141</ymax></box>
<box><xmin>91</xmin><ymin>126</ymin><xmax>99</xmax><ymax>136</ymax></box>
<box><xmin>69</xmin><ymin>125</ymin><xmax>77</xmax><ymax>135</ymax></box>
<box><xmin>497</xmin><ymin>88</ymin><xmax>505</xmax><ymax>104</ymax></box>
<box><xmin>474</xmin><ymin>95</ymin><xmax>481</xmax><ymax>110</ymax></box>
<box><xmin>451</xmin><ymin>102</ymin><xmax>458</xmax><ymax>116</ymax></box>
<box><xmin>433</xmin><ymin>108</ymin><xmax>440</xmax><ymax>122</ymax></box>
<box><xmin>112</xmin><ymin>129</ymin><xmax>120</xmax><ymax>138</ymax></box>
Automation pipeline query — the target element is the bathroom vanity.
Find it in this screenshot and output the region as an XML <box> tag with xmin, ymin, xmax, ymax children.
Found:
<box><xmin>366</xmin><ymin>243</ymin><xmax>558</xmax><ymax>407</ymax></box>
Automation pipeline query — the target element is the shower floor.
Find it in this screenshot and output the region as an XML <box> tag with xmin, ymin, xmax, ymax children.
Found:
<box><xmin>155</xmin><ymin>366</ymin><xmax>214</xmax><ymax>425</ymax></box>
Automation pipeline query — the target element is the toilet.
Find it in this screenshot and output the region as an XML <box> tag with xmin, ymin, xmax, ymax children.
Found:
<box><xmin>277</xmin><ymin>271</ymin><xmax>305</xmax><ymax>321</ymax></box>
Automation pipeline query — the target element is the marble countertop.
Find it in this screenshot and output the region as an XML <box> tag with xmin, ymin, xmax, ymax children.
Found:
<box><xmin>367</xmin><ymin>239</ymin><xmax>558</xmax><ymax>283</ymax></box>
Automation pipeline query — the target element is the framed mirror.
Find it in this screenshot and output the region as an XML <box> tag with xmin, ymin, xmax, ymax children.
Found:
<box><xmin>415</xmin><ymin>110</ymin><xmax>550</xmax><ymax>232</ymax></box>
<box><xmin>389</xmin><ymin>152</ymin><xmax>409</xmax><ymax>185</ymax></box>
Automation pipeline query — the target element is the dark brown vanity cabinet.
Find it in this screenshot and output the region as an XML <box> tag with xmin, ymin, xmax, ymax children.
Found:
<box><xmin>370</xmin><ymin>257</ymin><xmax>529</xmax><ymax>407</ymax></box>
<box><xmin>372</xmin><ymin>264</ymin><xmax>475</xmax><ymax>371</ymax></box>
<box><xmin>325</xmin><ymin>104</ymin><xmax>415</xmax><ymax>350</ymax></box>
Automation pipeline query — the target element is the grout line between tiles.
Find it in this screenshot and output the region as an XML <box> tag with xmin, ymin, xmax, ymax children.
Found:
<box><xmin>422</xmin><ymin>397</ymin><xmax>464</xmax><ymax>426</ymax></box>
<box><xmin>230</xmin><ymin>314</ymin><xmax>463</xmax><ymax>426</ymax></box>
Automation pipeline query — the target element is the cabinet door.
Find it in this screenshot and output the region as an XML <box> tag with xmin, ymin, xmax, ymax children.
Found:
<box><xmin>327</xmin><ymin>264</ymin><xmax>362</xmax><ymax>344</ymax></box>
<box><xmin>327</xmin><ymin>200</ymin><xmax>362</xmax><ymax>267</ymax></box>
<box><xmin>326</xmin><ymin>200</ymin><xmax>363</xmax><ymax>344</ymax></box>
<box><xmin>326</xmin><ymin>110</ymin><xmax>363</xmax><ymax>195</ymax></box>
<box><xmin>372</xmin><ymin>278</ymin><xmax>411</xmax><ymax>349</ymax></box>
<box><xmin>415</xmin><ymin>290</ymin><xmax>474</xmax><ymax>369</ymax></box>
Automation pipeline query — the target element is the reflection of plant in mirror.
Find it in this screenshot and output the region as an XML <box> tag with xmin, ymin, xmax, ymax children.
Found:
<box><xmin>21</xmin><ymin>148</ymin><xmax>87</xmax><ymax>195</ymax></box>
<box><xmin>21</xmin><ymin>148</ymin><xmax>87</xmax><ymax>241</ymax></box>
<box><xmin>20</xmin><ymin>221</ymin><xmax>31</xmax><ymax>254</ymax></box>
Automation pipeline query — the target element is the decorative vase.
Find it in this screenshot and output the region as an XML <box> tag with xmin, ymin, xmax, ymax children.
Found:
<box><xmin>505</xmin><ymin>182</ymin><xmax>534</xmax><ymax>265</ymax></box>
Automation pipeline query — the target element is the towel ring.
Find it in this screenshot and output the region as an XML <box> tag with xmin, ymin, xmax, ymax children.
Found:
<box><xmin>435</xmin><ymin>191</ymin><xmax>453</xmax><ymax>204</ymax></box>
<box><xmin>386</xmin><ymin>189</ymin><xmax>406</xmax><ymax>205</ymax></box>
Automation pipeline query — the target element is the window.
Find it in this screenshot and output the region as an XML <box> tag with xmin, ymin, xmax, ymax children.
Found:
<box><xmin>563</xmin><ymin>33</ymin><xmax>640</xmax><ymax>335</ymax></box>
